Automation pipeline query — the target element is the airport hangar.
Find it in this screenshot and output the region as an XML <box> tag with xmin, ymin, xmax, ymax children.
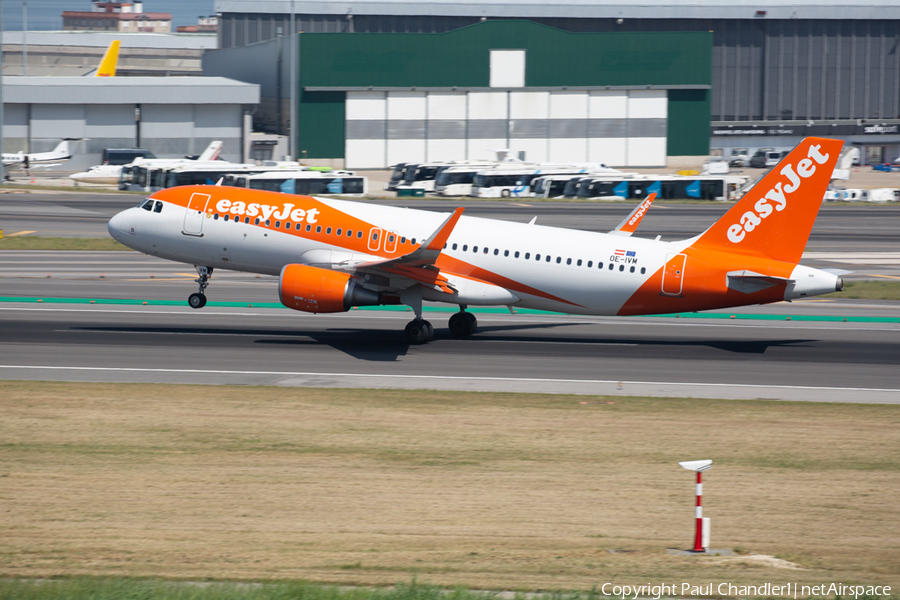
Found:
<box><xmin>211</xmin><ymin>0</ymin><xmax>900</xmax><ymax>167</ymax></box>
<box><xmin>2</xmin><ymin>76</ymin><xmax>259</xmax><ymax>170</ymax></box>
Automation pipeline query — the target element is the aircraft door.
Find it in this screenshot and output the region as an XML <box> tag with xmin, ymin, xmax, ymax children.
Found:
<box><xmin>183</xmin><ymin>192</ymin><xmax>210</xmax><ymax>236</ymax></box>
<box><xmin>384</xmin><ymin>232</ymin><xmax>398</xmax><ymax>253</ymax></box>
<box><xmin>661</xmin><ymin>253</ymin><xmax>686</xmax><ymax>296</ymax></box>
<box><xmin>368</xmin><ymin>227</ymin><xmax>382</xmax><ymax>252</ymax></box>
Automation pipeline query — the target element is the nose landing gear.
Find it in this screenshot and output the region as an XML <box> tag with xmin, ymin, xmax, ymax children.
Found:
<box><xmin>188</xmin><ymin>265</ymin><xmax>213</xmax><ymax>309</ymax></box>
<box><xmin>448</xmin><ymin>306</ymin><xmax>477</xmax><ymax>337</ymax></box>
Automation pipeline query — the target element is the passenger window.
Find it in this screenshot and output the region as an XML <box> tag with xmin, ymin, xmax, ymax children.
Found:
<box><xmin>326</xmin><ymin>227</ymin><xmax>332</xmax><ymax>235</ymax></box>
<box><xmin>587</xmin><ymin>261</ymin><xmax>592</xmax><ymax>267</ymax></box>
<box><xmin>463</xmin><ymin>245</ymin><xmax>468</xmax><ymax>251</ymax></box>
<box><xmin>347</xmin><ymin>230</ymin><xmax>353</xmax><ymax>237</ymax></box>
<box><xmin>286</xmin><ymin>222</ymin><xmax>291</xmax><ymax>230</ymax></box>
<box><xmin>317</xmin><ymin>226</ymin><xmax>322</xmax><ymax>233</ymax></box>
<box><xmin>356</xmin><ymin>230</ymin><xmax>362</xmax><ymax>237</ymax></box>
<box><xmin>224</xmin><ymin>214</ymin><xmax>230</xmax><ymax>221</ymax></box>
<box><xmin>566</xmin><ymin>258</ymin><xmax>572</xmax><ymax>265</ymax></box>
<box><xmin>265</xmin><ymin>220</ymin><xmax>270</xmax><ymax>226</ymax></box>
<box><xmin>630</xmin><ymin>266</ymin><xmax>635</xmax><ymax>273</ymax></box>
<box><xmin>535</xmin><ymin>254</ymin><xmax>540</xmax><ymax>260</ymax></box>
<box><xmin>577</xmin><ymin>259</ymin><xmax>582</xmax><ymax>266</ymax></box>
<box><xmin>619</xmin><ymin>265</ymin><xmax>625</xmax><ymax>271</ymax></box>
<box><xmin>608</xmin><ymin>264</ymin><xmax>614</xmax><ymax>270</ymax></box>
<box><xmin>515</xmin><ymin>251</ymin><xmax>520</xmax><ymax>258</ymax></box>
<box><xmin>275</xmin><ymin>221</ymin><xmax>280</xmax><ymax>228</ymax></box>
<box><xmin>153</xmin><ymin>201</ymin><xmax>163</xmax><ymax>213</ymax></box>
<box><xmin>213</xmin><ymin>213</ymin><xmax>219</xmax><ymax>220</ymax></box>
<box><xmin>641</xmin><ymin>267</ymin><xmax>646</xmax><ymax>274</ymax></box>
<box><xmin>452</xmin><ymin>243</ymin><xmax>458</xmax><ymax>250</ymax></box>
<box><xmin>556</xmin><ymin>257</ymin><xmax>561</xmax><ymax>264</ymax></box>
<box><xmin>401</xmin><ymin>237</ymin><xmax>406</xmax><ymax>244</ymax></box>
<box><xmin>411</xmin><ymin>238</ymin><xmax>416</xmax><ymax>245</ymax></box>
<box><xmin>473</xmin><ymin>246</ymin><xmax>478</xmax><ymax>253</ymax></box>
<box><xmin>244</xmin><ymin>217</ymin><xmax>249</xmax><ymax>224</ymax></box>
<box><xmin>338</xmin><ymin>229</ymin><xmax>343</xmax><ymax>236</ymax></box>
<box><xmin>309</xmin><ymin>225</ymin><xmax>314</xmax><ymax>232</ymax></box>
<box><xmin>388</xmin><ymin>234</ymin><xmax>394</xmax><ymax>242</ymax></box>
<box><xmin>484</xmin><ymin>248</ymin><xmax>489</xmax><ymax>254</ymax></box>
<box><xmin>546</xmin><ymin>255</ymin><xmax>551</xmax><ymax>262</ymax></box>
<box><xmin>504</xmin><ymin>250</ymin><xmax>509</xmax><ymax>257</ymax></box>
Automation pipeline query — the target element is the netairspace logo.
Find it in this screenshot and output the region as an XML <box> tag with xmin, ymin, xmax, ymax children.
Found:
<box><xmin>598</xmin><ymin>582</ymin><xmax>891</xmax><ymax>599</ymax></box>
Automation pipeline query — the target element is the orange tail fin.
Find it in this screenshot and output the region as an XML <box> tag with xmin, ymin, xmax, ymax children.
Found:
<box><xmin>695</xmin><ymin>137</ymin><xmax>843</xmax><ymax>264</ymax></box>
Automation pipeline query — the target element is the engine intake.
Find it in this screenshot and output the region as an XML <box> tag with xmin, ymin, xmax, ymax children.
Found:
<box><xmin>279</xmin><ymin>263</ymin><xmax>380</xmax><ymax>313</ymax></box>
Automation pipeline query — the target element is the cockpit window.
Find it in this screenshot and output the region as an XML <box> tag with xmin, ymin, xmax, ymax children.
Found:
<box><xmin>140</xmin><ymin>199</ymin><xmax>153</xmax><ymax>211</ymax></box>
<box><xmin>153</xmin><ymin>201</ymin><xmax>163</xmax><ymax>213</ymax></box>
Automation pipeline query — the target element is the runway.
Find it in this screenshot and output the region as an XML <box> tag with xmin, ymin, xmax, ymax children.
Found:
<box><xmin>1</xmin><ymin>192</ymin><xmax>899</xmax><ymax>403</ymax></box>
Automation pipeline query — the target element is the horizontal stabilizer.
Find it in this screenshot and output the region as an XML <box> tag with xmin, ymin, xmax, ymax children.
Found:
<box><xmin>726</xmin><ymin>270</ymin><xmax>791</xmax><ymax>294</ymax></box>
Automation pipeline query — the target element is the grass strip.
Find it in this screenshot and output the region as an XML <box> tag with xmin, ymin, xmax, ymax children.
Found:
<box><xmin>0</xmin><ymin>295</ymin><xmax>897</xmax><ymax>322</ymax></box>
<box><xmin>842</xmin><ymin>280</ymin><xmax>900</xmax><ymax>300</ymax></box>
<box><xmin>0</xmin><ymin>236</ymin><xmax>130</xmax><ymax>251</ymax></box>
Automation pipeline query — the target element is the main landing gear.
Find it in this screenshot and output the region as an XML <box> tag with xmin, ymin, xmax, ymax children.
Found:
<box><xmin>404</xmin><ymin>305</ymin><xmax>477</xmax><ymax>345</ymax></box>
<box><xmin>448</xmin><ymin>306</ymin><xmax>477</xmax><ymax>338</ymax></box>
<box><xmin>188</xmin><ymin>265</ymin><xmax>213</xmax><ymax>309</ymax></box>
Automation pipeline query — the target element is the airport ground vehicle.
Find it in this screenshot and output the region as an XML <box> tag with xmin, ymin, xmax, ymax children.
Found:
<box><xmin>224</xmin><ymin>170</ymin><xmax>367</xmax><ymax>196</ymax></box>
<box><xmin>470</xmin><ymin>168</ymin><xmax>593</xmax><ymax>198</ymax></box>
<box><xmin>108</xmin><ymin>137</ymin><xmax>845</xmax><ymax>344</ymax></box>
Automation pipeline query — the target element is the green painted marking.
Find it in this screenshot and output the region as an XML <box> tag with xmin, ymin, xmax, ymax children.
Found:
<box><xmin>0</xmin><ymin>297</ymin><xmax>897</xmax><ymax>323</ymax></box>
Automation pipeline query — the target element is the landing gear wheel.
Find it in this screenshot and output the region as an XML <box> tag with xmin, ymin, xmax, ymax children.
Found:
<box><xmin>449</xmin><ymin>311</ymin><xmax>474</xmax><ymax>337</ymax></box>
<box><xmin>188</xmin><ymin>292</ymin><xmax>207</xmax><ymax>309</ymax></box>
<box><xmin>464</xmin><ymin>312</ymin><xmax>477</xmax><ymax>335</ymax></box>
<box><xmin>405</xmin><ymin>319</ymin><xmax>433</xmax><ymax>344</ymax></box>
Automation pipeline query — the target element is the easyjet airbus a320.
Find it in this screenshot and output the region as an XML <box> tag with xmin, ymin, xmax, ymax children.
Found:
<box><xmin>108</xmin><ymin>137</ymin><xmax>845</xmax><ymax>344</ymax></box>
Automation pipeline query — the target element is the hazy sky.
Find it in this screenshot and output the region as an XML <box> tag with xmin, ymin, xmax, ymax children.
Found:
<box><xmin>2</xmin><ymin>0</ymin><xmax>217</xmax><ymax>30</ymax></box>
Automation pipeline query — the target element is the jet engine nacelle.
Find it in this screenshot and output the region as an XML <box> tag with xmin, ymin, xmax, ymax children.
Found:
<box><xmin>279</xmin><ymin>263</ymin><xmax>380</xmax><ymax>313</ymax></box>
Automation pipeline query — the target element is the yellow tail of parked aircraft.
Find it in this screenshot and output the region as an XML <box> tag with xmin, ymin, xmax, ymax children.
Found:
<box><xmin>95</xmin><ymin>40</ymin><xmax>120</xmax><ymax>77</ymax></box>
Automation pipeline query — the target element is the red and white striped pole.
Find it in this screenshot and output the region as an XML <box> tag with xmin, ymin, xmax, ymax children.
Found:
<box><xmin>693</xmin><ymin>470</ymin><xmax>704</xmax><ymax>552</ymax></box>
<box><xmin>678</xmin><ymin>459</ymin><xmax>712</xmax><ymax>553</ymax></box>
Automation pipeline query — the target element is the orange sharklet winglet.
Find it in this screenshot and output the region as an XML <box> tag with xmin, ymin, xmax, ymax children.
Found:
<box><xmin>612</xmin><ymin>192</ymin><xmax>656</xmax><ymax>236</ymax></box>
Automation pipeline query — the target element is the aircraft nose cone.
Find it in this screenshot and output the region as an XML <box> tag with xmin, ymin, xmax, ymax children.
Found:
<box><xmin>107</xmin><ymin>209</ymin><xmax>131</xmax><ymax>242</ymax></box>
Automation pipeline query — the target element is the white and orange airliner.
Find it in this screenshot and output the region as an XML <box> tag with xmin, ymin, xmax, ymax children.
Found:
<box><xmin>108</xmin><ymin>137</ymin><xmax>845</xmax><ymax>343</ymax></box>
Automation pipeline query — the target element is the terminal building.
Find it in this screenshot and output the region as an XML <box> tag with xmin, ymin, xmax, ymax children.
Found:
<box><xmin>212</xmin><ymin>0</ymin><xmax>900</xmax><ymax>166</ymax></box>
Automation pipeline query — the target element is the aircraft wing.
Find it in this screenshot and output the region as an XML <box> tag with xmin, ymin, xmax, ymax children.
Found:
<box><xmin>609</xmin><ymin>192</ymin><xmax>656</xmax><ymax>237</ymax></box>
<box><xmin>354</xmin><ymin>207</ymin><xmax>464</xmax><ymax>293</ymax></box>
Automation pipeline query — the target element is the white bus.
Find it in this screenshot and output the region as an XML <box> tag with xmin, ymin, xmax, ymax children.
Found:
<box><xmin>470</xmin><ymin>168</ymin><xmax>592</xmax><ymax>198</ymax></box>
<box><xmin>531</xmin><ymin>174</ymin><xmax>595</xmax><ymax>199</ymax></box>
<box><xmin>224</xmin><ymin>170</ymin><xmax>367</xmax><ymax>196</ymax></box>
<box><xmin>120</xmin><ymin>162</ymin><xmax>308</xmax><ymax>192</ymax></box>
<box><xmin>397</xmin><ymin>161</ymin><xmax>499</xmax><ymax>194</ymax></box>
<box><xmin>432</xmin><ymin>162</ymin><xmax>506</xmax><ymax>196</ymax></box>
